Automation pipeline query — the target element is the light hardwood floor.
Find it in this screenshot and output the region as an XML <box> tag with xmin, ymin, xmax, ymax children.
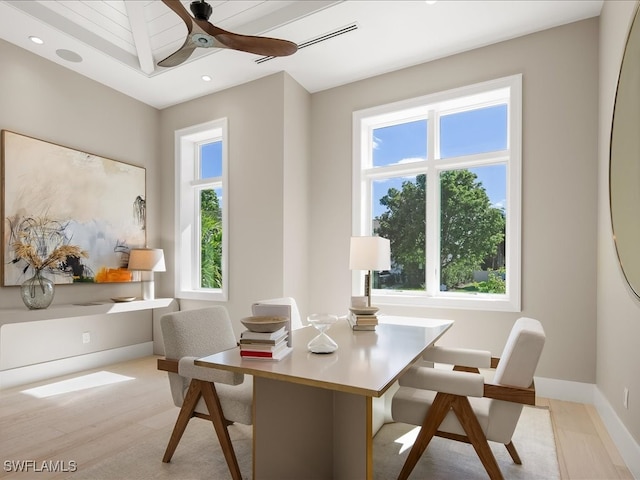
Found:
<box><xmin>0</xmin><ymin>356</ymin><xmax>633</xmax><ymax>479</ymax></box>
<box><xmin>539</xmin><ymin>398</ymin><xmax>634</xmax><ymax>479</ymax></box>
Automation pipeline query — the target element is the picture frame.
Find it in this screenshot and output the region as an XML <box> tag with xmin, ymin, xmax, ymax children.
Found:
<box><xmin>1</xmin><ymin>130</ymin><xmax>146</xmax><ymax>286</ymax></box>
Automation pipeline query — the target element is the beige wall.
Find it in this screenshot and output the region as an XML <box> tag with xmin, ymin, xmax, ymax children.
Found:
<box><xmin>309</xmin><ymin>19</ymin><xmax>599</xmax><ymax>383</ymax></box>
<box><xmin>158</xmin><ymin>72</ymin><xmax>311</xmax><ymax>334</ymax></box>
<box><xmin>282</xmin><ymin>74</ymin><xmax>311</xmax><ymax>320</ymax></box>
<box><xmin>597</xmin><ymin>0</ymin><xmax>640</xmax><ymax>445</ymax></box>
<box><xmin>0</xmin><ymin>39</ymin><xmax>161</xmax><ymax>371</ymax></box>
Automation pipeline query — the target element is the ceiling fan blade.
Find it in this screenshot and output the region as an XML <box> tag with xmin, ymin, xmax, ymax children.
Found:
<box><xmin>215</xmin><ymin>32</ymin><xmax>298</xmax><ymax>57</ymax></box>
<box><xmin>157</xmin><ymin>41</ymin><xmax>198</xmax><ymax>67</ymax></box>
<box><xmin>199</xmin><ymin>21</ymin><xmax>298</xmax><ymax>57</ymax></box>
<box><xmin>157</xmin><ymin>0</ymin><xmax>196</xmax><ymax>67</ymax></box>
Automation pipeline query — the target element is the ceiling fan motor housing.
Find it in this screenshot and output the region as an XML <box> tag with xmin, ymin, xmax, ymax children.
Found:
<box><xmin>191</xmin><ymin>33</ymin><xmax>215</xmax><ymax>48</ymax></box>
<box><xmin>190</xmin><ymin>0</ymin><xmax>213</xmax><ymax>20</ymax></box>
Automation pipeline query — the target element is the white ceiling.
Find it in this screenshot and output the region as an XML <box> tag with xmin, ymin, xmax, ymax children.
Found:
<box><xmin>0</xmin><ymin>0</ymin><xmax>603</xmax><ymax>110</ymax></box>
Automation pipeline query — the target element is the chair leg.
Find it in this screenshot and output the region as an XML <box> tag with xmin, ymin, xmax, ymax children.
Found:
<box><xmin>163</xmin><ymin>379</ymin><xmax>203</xmax><ymax>463</ymax></box>
<box><xmin>199</xmin><ymin>380</ymin><xmax>243</xmax><ymax>480</ymax></box>
<box><xmin>505</xmin><ymin>441</ymin><xmax>522</xmax><ymax>464</ymax></box>
<box><xmin>451</xmin><ymin>396</ymin><xmax>504</xmax><ymax>480</ymax></box>
<box><xmin>398</xmin><ymin>392</ymin><xmax>455</xmax><ymax>480</ymax></box>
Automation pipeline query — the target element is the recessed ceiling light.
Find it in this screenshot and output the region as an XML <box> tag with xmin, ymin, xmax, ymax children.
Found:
<box><xmin>202</xmin><ymin>75</ymin><xmax>212</xmax><ymax>82</ymax></box>
<box><xmin>425</xmin><ymin>1</ymin><xmax>438</xmax><ymax>4</ymax></box>
<box><xmin>29</xmin><ymin>36</ymin><xmax>44</xmax><ymax>45</ymax></box>
<box><xmin>56</xmin><ymin>49</ymin><xmax>83</xmax><ymax>63</ymax></box>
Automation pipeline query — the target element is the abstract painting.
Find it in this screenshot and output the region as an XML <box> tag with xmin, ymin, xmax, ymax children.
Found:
<box><xmin>2</xmin><ymin>130</ymin><xmax>146</xmax><ymax>285</ymax></box>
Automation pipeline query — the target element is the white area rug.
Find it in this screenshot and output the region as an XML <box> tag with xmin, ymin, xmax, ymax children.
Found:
<box><xmin>75</xmin><ymin>405</ymin><xmax>558</xmax><ymax>480</ymax></box>
<box><xmin>374</xmin><ymin>405</ymin><xmax>559</xmax><ymax>480</ymax></box>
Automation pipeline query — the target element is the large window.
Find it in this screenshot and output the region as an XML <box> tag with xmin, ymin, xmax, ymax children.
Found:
<box><xmin>175</xmin><ymin>119</ymin><xmax>228</xmax><ymax>300</ymax></box>
<box><xmin>352</xmin><ymin>75</ymin><xmax>521</xmax><ymax>311</ymax></box>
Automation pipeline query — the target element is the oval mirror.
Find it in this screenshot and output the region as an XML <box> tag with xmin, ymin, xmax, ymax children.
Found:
<box><xmin>610</xmin><ymin>5</ymin><xmax>640</xmax><ymax>300</ymax></box>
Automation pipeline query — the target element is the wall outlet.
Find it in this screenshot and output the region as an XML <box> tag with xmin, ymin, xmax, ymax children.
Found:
<box><xmin>82</xmin><ymin>332</ymin><xmax>91</xmax><ymax>344</ymax></box>
<box><xmin>623</xmin><ymin>387</ymin><xmax>629</xmax><ymax>409</ymax></box>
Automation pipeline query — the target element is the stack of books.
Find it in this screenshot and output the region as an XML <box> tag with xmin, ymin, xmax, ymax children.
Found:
<box><xmin>239</xmin><ymin>326</ymin><xmax>292</xmax><ymax>360</ymax></box>
<box><xmin>347</xmin><ymin>310</ymin><xmax>378</xmax><ymax>331</ymax></box>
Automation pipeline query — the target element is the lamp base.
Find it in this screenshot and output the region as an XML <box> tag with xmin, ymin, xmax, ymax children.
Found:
<box><xmin>365</xmin><ymin>271</ymin><xmax>373</xmax><ymax>307</ymax></box>
<box><xmin>140</xmin><ymin>273</ymin><xmax>155</xmax><ymax>300</ymax></box>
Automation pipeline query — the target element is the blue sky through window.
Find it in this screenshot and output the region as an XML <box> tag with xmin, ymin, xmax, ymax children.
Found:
<box><xmin>200</xmin><ymin>141</ymin><xmax>222</xmax><ymax>178</ymax></box>
<box><xmin>373</xmin><ymin>119</ymin><xmax>427</xmax><ymax>167</ymax></box>
<box><xmin>440</xmin><ymin>104</ymin><xmax>507</xmax><ymax>158</ymax></box>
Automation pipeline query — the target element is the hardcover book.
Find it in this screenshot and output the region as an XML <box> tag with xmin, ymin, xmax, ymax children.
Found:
<box><xmin>347</xmin><ymin>313</ymin><xmax>377</xmax><ymax>331</ymax></box>
<box><xmin>240</xmin><ymin>326</ymin><xmax>287</xmax><ymax>342</ymax></box>
<box><xmin>239</xmin><ymin>337</ymin><xmax>288</xmax><ymax>352</ymax></box>
<box><xmin>240</xmin><ymin>346</ymin><xmax>293</xmax><ymax>361</ymax></box>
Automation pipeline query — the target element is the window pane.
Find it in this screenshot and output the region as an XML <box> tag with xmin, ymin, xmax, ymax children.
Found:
<box><xmin>200</xmin><ymin>141</ymin><xmax>222</xmax><ymax>179</ymax></box>
<box><xmin>372</xmin><ymin>174</ymin><xmax>426</xmax><ymax>290</ymax></box>
<box><xmin>439</xmin><ymin>166</ymin><xmax>506</xmax><ymax>293</ymax></box>
<box><xmin>372</xmin><ymin>119</ymin><xmax>427</xmax><ymax>167</ymax></box>
<box><xmin>439</xmin><ymin>104</ymin><xmax>507</xmax><ymax>158</ymax></box>
<box><xmin>200</xmin><ymin>188</ymin><xmax>222</xmax><ymax>289</ymax></box>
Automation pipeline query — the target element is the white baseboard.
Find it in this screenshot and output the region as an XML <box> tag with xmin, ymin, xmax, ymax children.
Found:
<box><xmin>0</xmin><ymin>342</ymin><xmax>153</xmax><ymax>390</ymax></box>
<box><xmin>594</xmin><ymin>388</ymin><xmax>640</xmax><ymax>479</ymax></box>
<box><xmin>536</xmin><ymin>376</ymin><xmax>639</xmax><ymax>479</ymax></box>
<box><xmin>535</xmin><ymin>375</ymin><xmax>597</xmax><ymax>403</ymax></box>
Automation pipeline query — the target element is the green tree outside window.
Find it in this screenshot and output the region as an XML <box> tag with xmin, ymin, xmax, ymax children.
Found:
<box><xmin>200</xmin><ymin>189</ymin><xmax>222</xmax><ymax>288</ymax></box>
<box><xmin>375</xmin><ymin>169</ymin><xmax>505</xmax><ymax>292</ymax></box>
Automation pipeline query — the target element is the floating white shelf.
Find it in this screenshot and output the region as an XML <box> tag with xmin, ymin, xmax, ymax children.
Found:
<box><xmin>0</xmin><ymin>298</ymin><xmax>176</xmax><ymax>326</ymax></box>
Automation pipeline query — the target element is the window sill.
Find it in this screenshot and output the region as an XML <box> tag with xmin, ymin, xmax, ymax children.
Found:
<box><xmin>176</xmin><ymin>290</ymin><xmax>227</xmax><ymax>302</ymax></box>
<box><xmin>373</xmin><ymin>292</ymin><xmax>521</xmax><ymax>312</ymax></box>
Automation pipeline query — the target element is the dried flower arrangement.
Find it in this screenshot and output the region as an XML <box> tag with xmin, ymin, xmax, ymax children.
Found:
<box><xmin>12</xmin><ymin>240</ymin><xmax>88</xmax><ymax>274</ymax></box>
<box><xmin>10</xmin><ymin>217</ymin><xmax>88</xmax><ymax>277</ymax></box>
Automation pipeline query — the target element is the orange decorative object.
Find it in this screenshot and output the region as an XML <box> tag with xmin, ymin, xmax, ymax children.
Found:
<box><xmin>95</xmin><ymin>267</ymin><xmax>133</xmax><ymax>283</ymax></box>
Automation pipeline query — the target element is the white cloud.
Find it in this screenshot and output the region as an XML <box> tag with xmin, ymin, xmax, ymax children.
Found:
<box><xmin>398</xmin><ymin>157</ymin><xmax>425</xmax><ymax>164</ymax></box>
<box><xmin>492</xmin><ymin>199</ymin><xmax>506</xmax><ymax>209</ymax></box>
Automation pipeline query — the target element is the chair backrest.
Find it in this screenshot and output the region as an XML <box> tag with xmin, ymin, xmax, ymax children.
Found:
<box><xmin>161</xmin><ymin>306</ymin><xmax>241</xmax><ymax>407</ymax></box>
<box><xmin>252</xmin><ymin>297</ymin><xmax>303</xmax><ymax>330</ymax></box>
<box><xmin>487</xmin><ymin>317</ymin><xmax>546</xmax><ymax>443</ymax></box>
<box><xmin>493</xmin><ymin>317</ymin><xmax>546</xmax><ymax>388</ymax></box>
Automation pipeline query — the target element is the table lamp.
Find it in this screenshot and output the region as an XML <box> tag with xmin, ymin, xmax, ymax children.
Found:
<box><xmin>128</xmin><ymin>248</ymin><xmax>165</xmax><ymax>300</ymax></box>
<box><xmin>349</xmin><ymin>236</ymin><xmax>391</xmax><ymax>307</ymax></box>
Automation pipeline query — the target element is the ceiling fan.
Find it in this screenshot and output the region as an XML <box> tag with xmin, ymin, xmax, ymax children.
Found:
<box><xmin>158</xmin><ymin>0</ymin><xmax>298</xmax><ymax>68</ymax></box>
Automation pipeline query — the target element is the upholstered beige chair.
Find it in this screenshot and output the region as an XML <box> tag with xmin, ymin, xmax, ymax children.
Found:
<box><xmin>391</xmin><ymin>317</ymin><xmax>546</xmax><ymax>480</ymax></box>
<box><xmin>158</xmin><ymin>307</ymin><xmax>252</xmax><ymax>480</ymax></box>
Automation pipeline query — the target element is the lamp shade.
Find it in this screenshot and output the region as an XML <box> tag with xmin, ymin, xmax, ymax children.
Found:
<box><xmin>349</xmin><ymin>236</ymin><xmax>391</xmax><ymax>271</ymax></box>
<box><xmin>128</xmin><ymin>248</ymin><xmax>166</xmax><ymax>272</ymax></box>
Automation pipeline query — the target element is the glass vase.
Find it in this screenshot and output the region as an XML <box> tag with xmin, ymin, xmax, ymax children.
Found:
<box><xmin>20</xmin><ymin>271</ymin><xmax>55</xmax><ymax>310</ymax></box>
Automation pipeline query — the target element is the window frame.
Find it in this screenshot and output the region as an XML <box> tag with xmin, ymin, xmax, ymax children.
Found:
<box><xmin>174</xmin><ymin>118</ymin><xmax>229</xmax><ymax>301</ymax></box>
<box><xmin>352</xmin><ymin>75</ymin><xmax>522</xmax><ymax>311</ymax></box>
